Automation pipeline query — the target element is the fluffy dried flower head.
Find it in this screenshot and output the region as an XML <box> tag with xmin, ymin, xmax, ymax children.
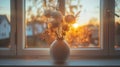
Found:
<box><xmin>51</xmin><ymin>11</ymin><xmax>63</xmax><ymax>23</ymax></box>
<box><xmin>49</xmin><ymin>19</ymin><xmax>60</xmax><ymax>29</ymax></box>
<box><xmin>65</xmin><ymin>15</ymin><xmax>76</xmax><ymax>24</ymax></box>
<box><xmin>44</xmin><ymin>9</ymin><xmax>52</xmax><ymax>18</ymax></box>
<box><xmin>62</xmin><ymin>24</ymin><xmax>69</xmax><ymax>32</ymax></box>
<box><xmin>43</xmin><ymin>9</ymin><xmax>75</xmax><ymax>38</ymax></box>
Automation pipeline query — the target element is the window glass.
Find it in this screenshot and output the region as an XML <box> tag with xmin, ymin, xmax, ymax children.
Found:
<box><xmin>115</xmin><ymin>0</ymin><xmax>120</xmax><ymax>48</ymax></box>
<box><xmin>25</xmin><ymin>0</ymin><xmax>58</xmax><ymax>48</ymax></box>
<box><xmin>65</xmin><ymin>0</ymin><xmax>100</xmax><ymax>48</ymax></box>
<box><xmin>0</xmin><ymin>0</ymin><xmax>11</xmax><ymax>48</ymax></box>
<box><xmin>25</xmin><ymin>0</ymin><xmax>100</xmax><ymax>48</ymax></box>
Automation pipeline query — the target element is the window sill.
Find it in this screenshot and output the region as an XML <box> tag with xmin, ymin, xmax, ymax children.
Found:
<box><xmin>0</xmin><ymin>56</ymin><xmax>120</xmax><ymax>67</ymax></box>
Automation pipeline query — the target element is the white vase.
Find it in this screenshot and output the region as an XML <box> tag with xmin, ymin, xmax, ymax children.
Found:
<box><xmin>50</xmin><ymin>39</ymin><xmax>70</xmax><ymax>63</ymax></box>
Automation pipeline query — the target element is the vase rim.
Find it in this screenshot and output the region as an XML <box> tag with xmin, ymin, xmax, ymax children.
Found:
<box><xmin>56</xmin><ymin>37</ymin><xmax>64</xmax><ymax>40</ymax></box>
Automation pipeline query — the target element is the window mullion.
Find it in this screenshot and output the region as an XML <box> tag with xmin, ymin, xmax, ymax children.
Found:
<box><xmin>107</xmin><ymin>0</ymin><xmax>115</xmax><ymax>56</ymax></box>
<box><xmin>101</xmin><ymin>0</ymin><xmax>114</xmax><ymax>56</ymax></box>
<box><xmin>0</xmin><ymin>0</ymin><xmax>16</xmax><ymax>56</ymax></box>
<box><xmin>109</xmin><ymin>0</ymin><xmax>120</xmax><ymax>56</ymax></box>
<box><xmin>10</xmin><ymin>0</ymin><xmax>17</xmax><ymax>55</ymax></box>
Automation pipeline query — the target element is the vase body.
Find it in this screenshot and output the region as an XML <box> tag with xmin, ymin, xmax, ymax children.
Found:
<box><xmin>50</xmin><ymin>39</ymin><xmax>70</xmax><ymax>63</ymax></box>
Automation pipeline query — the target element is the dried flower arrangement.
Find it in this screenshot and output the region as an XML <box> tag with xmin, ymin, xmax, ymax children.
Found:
<box><xmin>25</xmin><ymin>0</ymin><xmax>81</xmax><ymax>46</ymax></box>
<box><xmin>43</xmin><ymin>9</ymin><xmax>77</xmax><ymax>40</ymax></box>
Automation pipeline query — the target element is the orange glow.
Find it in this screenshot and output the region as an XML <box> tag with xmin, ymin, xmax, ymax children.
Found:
<box><xmin>72</xmin><ymin>23</ymin><xmax>79</xmax><ymax>29</ymax></box>
<box><xmin>25</xmin><ymin>8</ymin><xmax>99</xmax><ymax>48</ymax></box>
<box><xmin>26</xmin><ymin>13</ymin><xmax>99</xmax><ymax>48</ymax></box>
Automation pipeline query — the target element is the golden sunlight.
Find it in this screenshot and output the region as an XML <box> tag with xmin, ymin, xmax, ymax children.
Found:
<box><xmin>25</xmin><ymin>0</ymin><xmax>100</xmax><ymax>48</ymax></box>
<box><xmin>72</xmin><ymin>23</ymin><xmax>79</xmax><ymax>29</ymax></box>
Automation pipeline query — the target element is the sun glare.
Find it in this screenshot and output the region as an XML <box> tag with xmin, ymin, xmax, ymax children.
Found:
<box><xmin>72</xmin><ymin>23</ymin><xmax>79</xmax><ymax>29</ymax></box>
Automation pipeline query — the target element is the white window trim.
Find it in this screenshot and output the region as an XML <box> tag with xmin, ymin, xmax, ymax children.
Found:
<box><xmin>109</xmin><ymin>0</ymin><xmax>120</xmax><ymax>56</ymax></box>
<box><xmin>1</xmin><ymin>0</ymin><xmax>119</xmax><ymax>57</ymax></box>
<box><xmin>0</xmin><ymin>0</ymin><xmax>16</xmax><ymax>56</ymax></box>
<box><xmin>17</xmin><ymin>0</ymin><xmax>110</xmax><ymax>56</ymax></box>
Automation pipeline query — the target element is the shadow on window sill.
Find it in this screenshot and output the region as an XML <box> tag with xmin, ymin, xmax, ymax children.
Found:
<box><xmin>0</xmin><ymin>56</ymin><xmax>120</xmax><ymax>67</ymax></box>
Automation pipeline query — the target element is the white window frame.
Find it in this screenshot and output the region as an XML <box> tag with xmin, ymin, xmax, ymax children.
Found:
<box><xmin>1</xmin><ymin>0</ymin><xmax>119</xmax><ymax>57</ymax></box>
<box><xmin>17</xmin><ymin>0</ymin><xmax>49</xmax><ymax>56</ymax></box>
<box><xmin>0</xmin><ymin>0</ymin><xmax>16</xmax><ymax>56</ymax></box>
<box><xmin>109</xmin><ymin>0</ymin><xmax>120</xmax><ymax>56</ymax></box>
<box><xmin>66</xmin><ymin>0</ymin><xmax>109</xmax><ymax>56</ymax></box>
<box><xmin>17</xmin><ymin>0</ymin><xmax>110</xmax><ymax>56</ymax></box>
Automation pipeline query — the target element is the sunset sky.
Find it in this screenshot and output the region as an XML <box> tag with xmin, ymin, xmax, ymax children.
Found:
<box><xmin>0</xmin><ymin>0</ymin><xmax>120</xmax><ymax>24</ymax></box>
<box><xmin>68</xmin><ymin>0</ymin><xmax>100</xmax><ymax>26</ymax></box>
<box><xmin>25</xmin><ymin>0</ymin><xmax>100</xmax><ymax>26</ymax></box>
<box><xmin>0</xmin><ymin>0</ymin><xmax>10</xmax><ymax>21</ymax></box>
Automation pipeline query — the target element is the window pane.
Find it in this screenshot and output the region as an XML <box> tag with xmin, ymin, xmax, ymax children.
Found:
<box><xmin>115</xmin><ymin>0</ymin><xmax>120</xmax><ymax>48</ymax></box>
<box><xmin>25</xmin><ymin>0</ymin><xmax>58</xmax><ymax>48</ymax></box>
<box><xmin>0</xmin><ymin>0</ymin><xmax>11</xmax><ymax>48</ymax></box>
<box><xmin>65</xmin><ymin>0</ymin><xmax>100</xmax><ymax>48</ymax></box>
<box><xmin>25</xmin><ymin>0</ymin><xmax>100</xmax><ymax>48</ymax></box>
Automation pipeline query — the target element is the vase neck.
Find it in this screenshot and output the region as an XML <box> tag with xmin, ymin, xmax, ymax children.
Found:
<box><xmin>56</xmin><ymin>37</ymin><xmax>64</xmax><ymax>40</ymax></box>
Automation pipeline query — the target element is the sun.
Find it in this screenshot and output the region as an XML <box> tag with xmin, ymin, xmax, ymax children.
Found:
<box><xmin>72</xmin><ymin>23</ymin><xmax>79</xmax><ymax>29</ymax></box>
